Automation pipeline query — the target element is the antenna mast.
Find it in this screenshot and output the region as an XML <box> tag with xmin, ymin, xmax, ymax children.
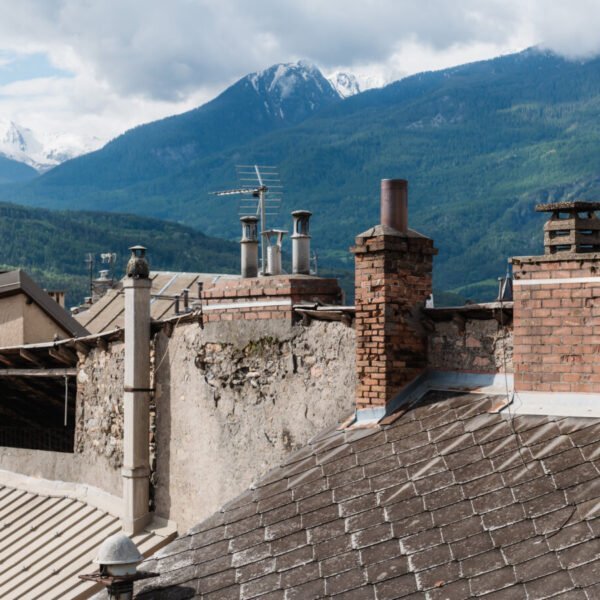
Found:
<box><xmin>211</xmin><ymin>165</ymin><xmax>282</xmax><ymax>274</ymax></box>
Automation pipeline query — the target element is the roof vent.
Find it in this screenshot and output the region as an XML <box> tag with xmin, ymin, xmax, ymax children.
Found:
<box><xmin>94</xmin><ymin>532</ymin><xmax>143</xmax><ymax>576</ymax></box>
<box><xmin>80</xmin><ymin>532</ymin><xmax>157</xmax><ymax>598</ymax></box>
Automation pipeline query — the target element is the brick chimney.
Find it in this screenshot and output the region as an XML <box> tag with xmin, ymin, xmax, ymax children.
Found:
<box><xmin>352</xmin><ymin>180</ymin><xmax>437</xmax><ymax>419</ymax></box>
<box><xmin>512</xmin><ymin>201</ymin><xmax>600</xmax><ymax>393</ymax></box>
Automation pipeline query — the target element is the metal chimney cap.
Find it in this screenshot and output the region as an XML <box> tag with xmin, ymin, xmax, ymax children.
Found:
<box><xmin>94</xmin><ymin>532</ymin><xmax>144</xmax><ymax>566</ymax></box>
<box><xmin>240</xmin><ymin>215</ymin><xmax>259</xmax><ymax>223</ymax></box>
<box><xmin>292</xmin><ymin>210</ymin><xmax>312</xmax><ymax>218</ymax></box>
<box><xmin>128</xmin><ymin>245</ymin><xmax>147</xmax><ymax>252</ymax></box>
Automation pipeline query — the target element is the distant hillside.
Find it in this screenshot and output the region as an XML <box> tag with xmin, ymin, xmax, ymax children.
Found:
<box><xmin>0</xmin><ymin>202</ymin><xmax>239</xmax><ymax>306</ymax></box>
<box><xmin>8</xmin><ymin>49</ymin><xmax>600</xmax><ymax>299</ymax></box>
<box><xmin>0</xmin><ymin>155</ymin><xmax>38</xmax><ymax>184</ymax></box>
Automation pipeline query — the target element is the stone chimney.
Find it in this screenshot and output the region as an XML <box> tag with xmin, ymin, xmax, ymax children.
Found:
<box><xmin>352</xmin><ymin>179</ymin><xmax>437</xmax><ymax>419</ymax></box>
<box><xmin>511</xmin><ymin>201</ymin><xmax>600</xmax><ymax>393</ymax></box>
<box><xmin>122</xmin><ymin>246</ymin><xmax>152</xmax><ymax>534</ymax></box>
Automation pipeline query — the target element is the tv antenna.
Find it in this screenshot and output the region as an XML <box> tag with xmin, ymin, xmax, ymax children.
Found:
<box><xmin>212</xmin><ymin>165</ymin><xmax>282</xmax><ymax>274</ymax></box>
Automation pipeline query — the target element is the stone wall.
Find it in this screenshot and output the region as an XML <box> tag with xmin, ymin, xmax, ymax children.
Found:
<box><xmin>427</xmin><ymin>316</ymin><xmax>513</xmax><ymax>373</ymax></box>
<box><xmin>152</xmin><ymin>318</ymin><xmax>356</xmax><ymax>532</ymax></box>
<box><xmin>75</xmin><ymin>342</ymin><xmax>125</xmax><ymax>470</ymax></box>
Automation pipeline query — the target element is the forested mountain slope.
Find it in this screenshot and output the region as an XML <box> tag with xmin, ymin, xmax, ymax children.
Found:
<box><xmin>0</xmin><ymin>202</ymin><xmax>239</xmax><ymax>305</ymax></box>
<box><xmin>6</xmin><ymin>49</ymin><xmax>600</xmax><ymax>299</ymax></box>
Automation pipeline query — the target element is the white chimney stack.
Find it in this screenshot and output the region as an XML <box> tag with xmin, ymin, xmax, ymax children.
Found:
<box><xmin>264</xmin><ymin>230</ymin><xmax>287</xmax><ymax>276</ymax></box>
<box><xmin>291</xmin><ymin>210</ymin><xmax>312</xmax><ymax>275</ymax></box>
<box><xmin>240</xmin><ymin>216</ymin><xmax>259</xmax><ymax>278</ymax></box>
<box><xmin>122</xmin><ymin>246</ymin><xmax>151</xmax><ymax>535</ymax></box>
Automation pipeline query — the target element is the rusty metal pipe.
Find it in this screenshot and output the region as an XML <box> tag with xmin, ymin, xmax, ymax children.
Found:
<box><xmin>380</xmin><ymin>179</ymin><xmax>408</xmax><ymax>233</ymax></box>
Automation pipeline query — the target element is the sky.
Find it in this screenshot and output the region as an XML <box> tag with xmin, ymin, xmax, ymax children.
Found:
<box><xmin>1</xmin><ymin>0</ymin><xmax>600</xmax><ymax>147</ymax></box>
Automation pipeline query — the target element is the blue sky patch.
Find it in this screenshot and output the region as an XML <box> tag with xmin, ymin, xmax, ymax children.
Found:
<box><xmin>0</xmin><ymin>51</ymin><xmax>73</xmax><ymax>85</ymax></box>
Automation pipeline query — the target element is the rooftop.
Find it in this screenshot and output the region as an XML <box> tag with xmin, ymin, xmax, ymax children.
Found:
<box><xmin>133</xmin><ymin>390</ymin><xmax>600</xmax><ymax>599</ymax></box>
<box><xmin>74</xmin><ymin>271</ymin><xmax>238</xmax><ymax>334</ymax></box>
<box><xmin>0</xmin><ymin>472</ymin><xmax>176</xmax><ymax>600</ymax></box>
<box><xmin>0</xmin><ymin>270</ymin><xmax>88</xmax><ymax>339</ymax></box>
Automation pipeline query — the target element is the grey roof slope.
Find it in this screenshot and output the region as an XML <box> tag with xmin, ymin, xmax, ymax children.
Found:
<box><xmin>134</xmin><ymin>391</ymin><xmax>600</xmax><ymax>599</ymax></box>
<box><xmin>75</xmin><ymin>271</ymin><xmax>238</xmax><ymax>334</ymax></box>
<box><xmin>0</xmin><ymin>269</ymin><xmax>88</xmax><ymax>339</ymax></box>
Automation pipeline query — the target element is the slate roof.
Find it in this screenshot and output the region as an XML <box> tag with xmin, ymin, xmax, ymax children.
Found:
<box><xmin>134</xmin><ymin>391</ymin><xmax>600</xmax><ymax>599</ymax></box>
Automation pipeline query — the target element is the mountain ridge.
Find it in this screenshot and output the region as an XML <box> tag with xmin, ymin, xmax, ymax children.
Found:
<box><xmin>0</xmin><ymin>119</ymin><xmax>101</xmax><ymax>173</ymax></box>
<box><xmin>5</xmin><ymin>48</ymin><xmax>600</xmax><ymax>300</ymax></box>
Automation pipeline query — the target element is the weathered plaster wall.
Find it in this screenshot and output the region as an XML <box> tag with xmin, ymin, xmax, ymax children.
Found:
<box><xmin>23</xmin><ymin>300</ymin><xmax>70</xmax><ymax>343</ymax></box>
<box><xmin>0</xmin><ymin>447</ymin><xmax>121</xmax><ymax>497</ymax></box>
<box><xmin>153</xmin><ymin>319</ymin><xmax>356</xmax><ymax>532</ymax></box>
<box><xmin>0</xmin><ymin>294</ymin><xmax>24</xmax><ymax>347</ymax></box>
<box><xmin>428</xmin><ymin>318</ymin><xmax>513</xmax><ymax>373</ymax></box>
<box><xmin>0</xmin><ymin>294</ymin><xmax>71</xmax><ymax>347</ymax></box>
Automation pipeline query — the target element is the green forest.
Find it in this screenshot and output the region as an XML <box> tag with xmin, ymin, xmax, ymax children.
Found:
<box><xmin>0</xmin><ymin>203</ymin><xmax>239</xmax><ymax>306</ymax></box>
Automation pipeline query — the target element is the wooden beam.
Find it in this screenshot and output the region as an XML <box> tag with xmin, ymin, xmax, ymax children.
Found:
<box><xmin>48</xmin><ymin>347</ymin><xmax>77</xmax><ymax>366</ymax></box>
<box><xmin>20</xmin><ymin>349</ymin><xmax>45</xmax><ymax>368</ymax></box>
<box><xmin>0</xmin><ymin>368</ymin><xmax>76</xmax><ymax>377</ymax></box>
<box><xmin>0</xmin><ymin>354</ymin><xmax>16</xmax><ymax>367</ymax></box>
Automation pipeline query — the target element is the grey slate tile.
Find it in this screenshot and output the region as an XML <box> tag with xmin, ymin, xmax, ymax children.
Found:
<box><xmin>140</xmin><ymin>391</ymin><xmax>600</xmax><ymax>600</ymax></box>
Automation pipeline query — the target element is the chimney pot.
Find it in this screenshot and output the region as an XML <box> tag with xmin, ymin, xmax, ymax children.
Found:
<box><xmin>380</xmin><ymin>179</ymin><xmax>408</xmax><ymax>233</ymax></box>
<box><xmin>291</xmin><ymin>210</ymin><xmax>312</xmax><ymax>275</ymax></box>
<box><xmin>240</xmin><ymin>216</ymin><xmax>259</xmax><ymax>278</ymax></box>
<box><xmin>264</xmin><ymin>230</ymin><xmax>287</xmax><ymax>276</ymax></box>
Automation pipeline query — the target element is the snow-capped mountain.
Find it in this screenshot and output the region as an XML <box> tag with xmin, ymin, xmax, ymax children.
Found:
<box><xmin>243</xmin><ymin>61</ymin><xmax>340</xmax><ymax>121</ymax></box>
<box><xmin>0</xmin><ymin>119</ymin><xmax>101</xmax><ymax>172</ymax></box>
<box><xmin>328</xmin><ymin>72</ymin><xmax>361</xmax><ymax>98</ymax></box>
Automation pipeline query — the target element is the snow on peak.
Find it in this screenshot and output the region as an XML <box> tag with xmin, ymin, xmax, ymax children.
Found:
<box><xmin>243</xmin><ymin>61</ymin><xmax>338</xmax><ymax>122</ymax></box>
<box><xmin>0</xmin><ymin>119</ymin><xmax>101</xmax><ymax>172</ymax></box>
<box><xmin>328</xmin><ymin>72</ymin><xmax>361</xmax><ymax>98</ymax></box>
<box><xmin>247</xmin><ymin>61</ymin><xmax>325</xmax><ymax>97</ymax></box>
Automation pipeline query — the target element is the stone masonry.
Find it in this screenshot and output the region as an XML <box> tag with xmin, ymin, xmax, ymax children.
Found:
<box><xmin>75</xmin><ymin>341</ymin><xmax>124</xmax><ymax>469</ymax></box>
<box><xmin>352</xmin><ymin>226</ymin><xmax>436</xmax><ymax>411</ymax></box>
<box><xmin>427</xmin><ymin>315</ymin><xmax>513</xmax><ymax>373</ymax></box>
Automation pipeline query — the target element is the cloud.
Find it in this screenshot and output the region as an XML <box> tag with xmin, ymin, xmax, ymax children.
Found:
<box><xmin>0</xmin><ymin>0</ymin><xmax>600</xmax><ymax>141</ymax></box>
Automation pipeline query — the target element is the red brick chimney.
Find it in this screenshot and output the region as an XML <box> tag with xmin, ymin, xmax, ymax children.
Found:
<box><xmin>352</xmin><ymin>180</ymin><xmax>437</xmax><ymax>419</ymax></box>
<box><xmin>512</xmin><ymin>201</ymin><xmax>600</xmax><ymax>393</ymax></box>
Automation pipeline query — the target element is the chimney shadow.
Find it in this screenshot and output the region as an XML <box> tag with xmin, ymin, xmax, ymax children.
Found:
<box><xmin>135</xmin><ymin>584</ymin><xmax>196</xmax><ymax>599</ymax></box>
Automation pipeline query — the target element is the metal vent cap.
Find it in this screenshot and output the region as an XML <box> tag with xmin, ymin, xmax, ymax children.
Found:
<box><xmin>94</xmin><ymin>532</ymin><xmax>143</xmax><ymax>566</ymax></box>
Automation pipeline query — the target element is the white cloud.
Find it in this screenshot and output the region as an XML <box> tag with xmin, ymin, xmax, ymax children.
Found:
<box><xmin>0</xmin><ymin>0</ymin><xmax>599</xmax><ymax>144</ymax></box>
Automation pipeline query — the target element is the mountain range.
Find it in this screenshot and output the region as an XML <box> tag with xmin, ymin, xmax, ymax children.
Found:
<box><xmin>0</xmin><ymin>119</ymin><xmax>102</xmax><ymax>173</ymax></box>
<box><xmin>3</xmin><ymin>49</ymin><xmax>600</xmax><ymax>301</ymax></box>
